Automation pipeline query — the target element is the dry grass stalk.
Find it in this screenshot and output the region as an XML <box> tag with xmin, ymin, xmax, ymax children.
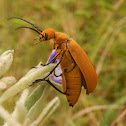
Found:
<box><xmin>72</xmin><ymin>105</ymin><xmax>122</xmax><ymax>120</ymax></box>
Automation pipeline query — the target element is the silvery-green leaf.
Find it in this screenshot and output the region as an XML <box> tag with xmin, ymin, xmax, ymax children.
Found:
<box><xmin>23</xmin><ymin>118</ymin><xmax>31</xmax><ymax>126</ymax></box>
<box><xmin>0</xmin><ymin>105</ymin><xmax>21</xmax><ymax>126</ymax></box>
<box><xmin>11</xmin><ymin>102</ymin><xmax>28</xmax><ymax>124</ymax></box>
<box><xmin>0</xmin><ymin>63</ymin><xmax>56</xmax><ymax>104</ymax></box>
<box><xmin>30</xmin><ymin>97</ymin><xmax>60</xmax><ymax>126</ymax></box>
<box><xmin>25</xmin><ymin>84</ymin><xmax>47</xmax><ymax>110</ymax></box>
<box><xmin>25</xmin><ymin>62</ymin><xmax>42</xmax><ymax>77</ymax></box>
<box><xmin>11</xmin><ymin>89</ymin><xmax>29</xmax><ymax>124</ymax></box>
<box><xmin>0</xmin><ymin>50</ymin><xmax>14</xmax><ymax>78</ymax></box>
<box><xmin>3</xmin><ymin>89</ymin><xmax>29</xmax><ymax>126</ymax></box>
<box><xmin>25</xmin><ymin>85</ymin><xmax>50</xmax><ymax>121</ymax></box>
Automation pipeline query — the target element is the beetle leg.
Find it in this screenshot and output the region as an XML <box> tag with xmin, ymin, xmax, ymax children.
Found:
<box><xmin>29</xmin><ymin>78</ymin><xmax>68</xmax><ymax>95</ymax></box>
<box><xmin>30</xmin><ymin>56</ymin><xmax>63</xmax><ymax>87</ymax></box>
<box><xmin>31</xmin><ymin>66</ymin><xmax>37</xmax><ymax>69</ymax></box>
<box><xmin>54</xmin><ymin>69</ymin><xmax>62</xmax><ymax>77</ymax></box>
<box><xmin>82</xmin><ymin>76</ymin><xmax>89</xmax><ymax>95</ymax></box>
<box><xmin>62</xmin><ymin>70</ymin><xmax>70</xmax><ymax>95</ymax></box>
<box><xmin>41</xmin><ymin>57</ymin><xmax>63</xmax><ymax>80</ymax></box>
<box><xmin>41</xmin><ymin>49</ymin><xmax>63</xmax><ymax>66</ymax></box>
<box><xmin>29</xmin><ymin>79</ymin><xmax>43</xmax><ymax>86</ymax></box>
<box><xmin>45</xmin><ymin>79</ymin><xmax>68</xmax><ymax>95</ymax></box>
<box><xmin>40</xmin><ymin>51</ymin><xmax>66</xmax><ymax>80</ymax></box>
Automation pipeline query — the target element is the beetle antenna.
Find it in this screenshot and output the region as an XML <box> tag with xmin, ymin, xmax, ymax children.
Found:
<box><xmin>8</xmin><ymin>17</ymin><xmax>42</xmax><ymax>33</ymax></box>
<box><xmin>16</xmin><ymin>26</ymin><xmax>41</xmax><ymax>34</ymax></box>
<box><xmin>34</xmin><ymin>41</ymin><xmax>41</xmax><ymax>45</ymax></box>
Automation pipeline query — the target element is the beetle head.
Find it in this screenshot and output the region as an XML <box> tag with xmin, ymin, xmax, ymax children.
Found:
<box><xmin>34</xmin><ymin>28</ymin><xmax>55</xmax><ymax>44</ymax></box>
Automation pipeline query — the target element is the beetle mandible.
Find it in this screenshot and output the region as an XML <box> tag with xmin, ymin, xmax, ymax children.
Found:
<box><xmin>9</xmin><ymin>17</ymin><xmax>97</xmax><ymax>107</ymax></box>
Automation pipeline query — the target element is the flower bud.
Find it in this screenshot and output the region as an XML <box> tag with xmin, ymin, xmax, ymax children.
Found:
<box><xmin>0</xmin><ymin>50</ymin><xmax>14</xmax><ymax>77</ymax></box>
<box><xmin>0</xmin><ymin>76</ymin><xmax>16</xmax><ymax>88</ymax></box>
<box><xmin>0</xmin><ymin>82</ymin><xmax>7</xmax><ymax>90</ymax></box>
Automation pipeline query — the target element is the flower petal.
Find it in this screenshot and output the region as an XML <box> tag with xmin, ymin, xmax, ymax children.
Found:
<box><xmin>47</xmin><ymin>50</ymin><xmax>58</xmax><ymax>64</ymax></box>
<box><xmin>47</xmin><ymin>50</ymin><xmax>62</xmax><ymax>83</ymax></box>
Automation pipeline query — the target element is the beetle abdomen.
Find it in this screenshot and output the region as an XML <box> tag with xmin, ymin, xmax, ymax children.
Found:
<box><xmin>62</xmin><ymin>65</ymin><xmax>82</xmax><ymax>107</ymax></box>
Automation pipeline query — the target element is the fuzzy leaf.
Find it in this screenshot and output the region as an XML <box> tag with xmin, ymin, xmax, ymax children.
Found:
<box><xmin>0</xmin><ymin>105</ymin><xmax>21</xmax><ymax>126</ymax></box>
<box><xmin>3</xmin><ymin>89</ymin><xmax>29</xmax><ymax>126</ymax></box>
<box><xmin>25</xmin><ymin>84</ymin><xmax>47</xmax><ymax>110</ymax></box>
<box><xmin>25</xmin><ymin>85</ymin><xmax>50</xmax><ymax>121</ymax></box>
<box><xmin>0</xmin><ymin>50</ymin><xmax>14</xmax><ymax>78</ymax></box>
<box><xmin>30</xmin><ymin>97</ymin><xmax>60</xmax><ymax>126</ymax></box>
<box><xmin>0</xmin><ymin>63</ymin><xmax>56</xmax><ymax>104</ymax></box>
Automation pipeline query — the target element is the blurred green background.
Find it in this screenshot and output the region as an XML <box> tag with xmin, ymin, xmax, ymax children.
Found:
<box><xmin>0</xmin><ymin>0</ymin><xmax>126</xmax><ymax>125</ymax></box>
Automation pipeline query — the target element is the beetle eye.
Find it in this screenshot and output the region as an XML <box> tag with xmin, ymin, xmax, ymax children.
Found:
<box><xmin>45</xmin><ymin>33</ymin><xmax>48</xmax><ymax>40</ymax></box>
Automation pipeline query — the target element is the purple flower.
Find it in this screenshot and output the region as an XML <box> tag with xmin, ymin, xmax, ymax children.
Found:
<box><xmin>47</xmin><ymin>50</ymin><xmax>62</xmax><ymax>83</ymax></box>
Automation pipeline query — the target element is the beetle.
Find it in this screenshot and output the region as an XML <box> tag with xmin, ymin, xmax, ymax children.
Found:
<box><xmin>8</xmin><ymin>17</ymin><xmax>97</xmax><ymax>107</ymax></box>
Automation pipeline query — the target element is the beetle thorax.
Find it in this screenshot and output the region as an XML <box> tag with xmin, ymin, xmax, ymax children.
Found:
<box><xmin>53</xmin><ymin>32</ymin><xmax>69</xmax><ymax>50</ymax></box>
<box><xmin>54</xmin><ymin>32</ymin><xmax>69</xmax><ymax>44</ymax></box>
